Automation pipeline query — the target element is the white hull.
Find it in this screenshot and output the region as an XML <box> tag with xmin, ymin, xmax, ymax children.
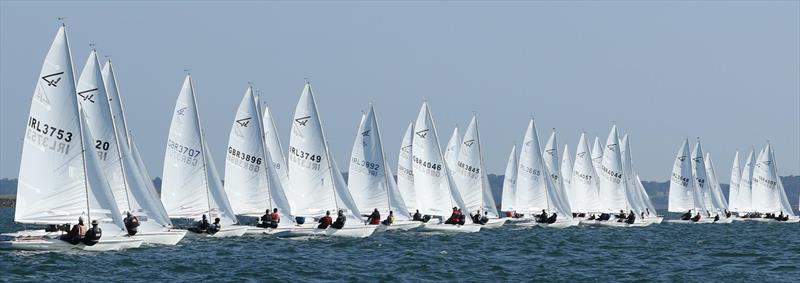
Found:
<box><xmin>665</xmin><ymin>217</ymin><xmax>732</xmax><ymax>224</ymax></box>
<box><xmin>480</xmin><ymin>218</ymin><xmax>508</xmax><ymax>229</ymax></box>
<box><xmin>0</xmin><ymin>231</ymin><xmax>143</xmax><ymax>251</ymax></box>
<box><xmin>131</xmin><ymin>229</ymin><xmax>187</xmax><ymax>245</ymax></box>
<box><xmin>420</xmin><ymin>222</ymin><xmax>482</xmax><ymax>233</ymax></box>
<box><xmin>325</xmin><ymin>225</ymin><xmax>377</xmax><ymax>238</ymax></box>
<box><xmin>187</xmin><ymin>225</ymin><xmax>248</xmax><ymax>238</ymax></box>
<box><xmin>597</xmin><ymin>220</ymin><xmax>652</xmax><ymax>228</ymax></box>
<box><xmin>376</xmin><ymin>221</ymin><xmax>423</xmax><ymax>232</ymax></box>
<box><xmin>518</xmin><ymin>218</ymin><xmax>580</xmax><ymax>229</ymax></box>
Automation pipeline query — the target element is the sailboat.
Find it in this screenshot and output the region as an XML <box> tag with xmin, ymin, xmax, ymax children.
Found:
<box><xmin>568</xmin><ymin>133</ymin><xmax>603</xmax><ymax>224</ymax></box>
<box><xmin>348</xmin><ymin>105</ymin><xmax>420</xmax><ymax>231</ymax></box>
<box><xmin>76</xmin><ymin>52</ymin><xmax>186</xmax><ymax>245</ymax></box>
<box><xmin>260</xmin><ymin>102</ymin><xmax>291</xmax><ymax>198</ymax></box>
<box><xmin>620</xmin><ymin>134</ymin><xmax>661</xmax><ymax>224</ymax></box>
<box><xmin>750</xmin><ymin>144</ymin><xmax>797</xmax><ymax>222</ymax></box>
<box><xmin>542</xmin><ymin>130</ymin><xmax>574</xmax><ymax>220</ymax></box>
<box><xmin>452</xmin><ymin>115</ymin><xmax>506</xmax><ymax>228</ymax></box>
<box><xmin>224</xmin><ymin>86</ymin><xmax>299</xmax><ymax>236</ymax></box>
<box><xmin>161</xmin><ymin>75</ymin><xmax>247</xmax><ymax>237</ymax></box>
<box><xmin>666</xmin><ymin>139</ymin><xmax>715</xmax><ymax>224</ymax></box>
<box><xmin>594</xmin><ymin>126</ymin><xmax>648</xmax><ymax>227</ymax></box>
<box><xmin>734</xmin><ymin>149</ymin><xmax>756</xmax><ymax>219</ymax></box>
<box><xmin>412</xmin><ymin>101</ymin><xmax>481</xmax><ymax>233</ymax></box>
<box><xmin>397</xmin><ymin>123</ymin><xmax>419</xmax><ymax>213</ymax></box>
<box><xmin>1</xmin><ymin>25</ymin><xmax>142</xmax><ymax>251</ymax></box>
<box><xmin>515</xmin><ymin>119</ymin><xmax>577</xmax><ymax>228</ymax></box>
<box><xmin>285</xmin><ymin>83</ymin><xmax>376</xmax><ymax>238</ymax></box>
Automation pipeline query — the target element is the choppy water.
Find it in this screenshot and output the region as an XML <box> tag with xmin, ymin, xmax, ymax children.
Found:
<box><xmin>1</xmin><ymin>207</ymin><xmax>798</xmax><ymax>282</ymax></box>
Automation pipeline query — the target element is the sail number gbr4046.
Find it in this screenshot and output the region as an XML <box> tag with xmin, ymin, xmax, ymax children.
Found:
<box><xmin>288</xmin><ymin>146</ymin><xmax>322</xmax><ymax>171</ymax></box>
<box><xmin>412</xmin><ymin>156</ymin><xmax>442</xmax><ymax>177</ymax></box>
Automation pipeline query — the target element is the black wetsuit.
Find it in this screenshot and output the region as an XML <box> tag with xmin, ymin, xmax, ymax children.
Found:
<box><xmin>332</xmin><ymin>215</ymin><xmax>346</xmax><ymax>229</ymax></box>
<box><xmin>83</xmin><ymin>227</ymin><xmax>102</xmax><ymax>246</ymax></box>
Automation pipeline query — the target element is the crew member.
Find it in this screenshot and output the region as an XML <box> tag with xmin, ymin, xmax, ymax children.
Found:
<box><xmin>318</xmin><ymin>211</ymin><xmax>333</xmax><ymax>229</ymax></box>
<box><xmin>124</xmin><ymin>212</ymin><xmax>140</xmax><ymax>236</ymax></box>
<box><xmin>83</xmin><ymin>220</ymin><xmax>102</xmax><ymax>246</ymax></box>
<box><xmin>332</xmin><ymin>210</ymin><xmax>346</xmax><ymax>229</ymax></box>
<box><xmin>62</xmin><ymin>217</ymin><xmax>87</xmax><ymax>245</ymax></box>
<box><xmin>382</xmin><ymin>211</ymin><xmax>395</xmax><ymax>225</ymax></box>
<box><xmin>367</xmin><ymin>209</ymin><xmax>381</xmax><ymax>225</ymax></box>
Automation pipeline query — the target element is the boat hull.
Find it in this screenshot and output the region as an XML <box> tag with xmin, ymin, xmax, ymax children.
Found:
<box><xmin>0</xmin><ymin>233</ymin><xmax>143</xmax><ymax>251</ymax></box>
<box><xmin>518</xmin><ymin>218</ymin><xmax>580</xmax><ymax>228</ymax></box>
<box><xmin>132</xmin><ymin>229</ymin><xmax>187</xmax><ymax>245</ymax></box>
<box><xmin>324</xmin><ymin>225</ymin><xmax>377</xmax><ymax>238</ymax></box>
<box><xmin>480</xmin><ymin>218</ymin><xmax>508</xmax><ymax>229</ymax></box>
<box><xmin>420</xmin><ymin>223</ymin><xmax>482</xmax><ymax>233</ymax></box>
<box><xmin>187</xmin><ymin>225</ymin><xmax>248</xmax><ymax>238</ymax></box>
<box><xmin>375</xmin><ymin>221</ymin><xmax>423</xmax><ymax>232</ymax></box>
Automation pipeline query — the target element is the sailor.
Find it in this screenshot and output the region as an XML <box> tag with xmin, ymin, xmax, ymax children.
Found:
<box><xmin>318</xmin><ymin>210</ymin><xmax>333</xmax><ymax>229</ymax></box>
<box><xmin>680</xmin><ymin>210</ymin><xmax>692</xmax><ymax>221</ymax></box>
<box><xmin>124</xmin><ymin>212</ymin><xmax>140</xmax><ymax>236</ymax></box>
<box><xmin>617</xmin><ymin>210</ymin><xmax>626</xmax><ymax>220</ymax></box>
<box><xmin>546</xmin><ymin>212</ymin><xmax>558</xmax><ymax>224</ymax></box>
<box><xmin>625</xmin><ymin>210</ymin><xmax>635</xmax><ymax>224</ymax></box>
<box><xmin>640</xmin><ymin>211</ymin><xmax>645</xmax><ymax>219</ymax></box>
<box><xmin>207</xmin><ymin>218</ymin><xmax>221</xmax><ymax>234</ymax></box>
<box><xmin>645</xmin><ymin>208</ymin><xmax>651</xmax><ymax>216</ymax></box>
<box><xmin>537</xmin><ymin>209</ymin><xmax>548</xmax><ymax>223</ymax></box>
<box><xmin>189</xmin><ymin>214</ymin><xmax>210</xmax><ymax>233</ymax></box>
<box><xmin>691</xmin><ymin>213</ymin><xmax>701</xmax><ymax>222</ymax></box>
<box><xmin>412</xmin><ymin>210</ymin><xmax>423</xmax><ymax>221</ymax></box>
<box><xmin>457</xmin><ymin>209</ymin><xmax>466</xmax><ymax>225</ymax></box>
<box><xmin>706</xmin><ymin>210</ymin><xmax>711</xmax><ymax>218</ymax></box>
<box><xmin>471</xmin><ymin>210</ymin><xmax>482</xmax><ymax>224</ymax></box>
<box><xmin>270</xmin><ymin>208</ymin><xmax>281</xmax><ymax>228</ymax></box>
<box><xmin>258</xmin><ymin>209</ymin><xmax>271</xmax><ymax>228</ymax></box>
<box><xmin>713</xmin><ymin>214</ymin><xmax>720</xmax><ymax>222</ymax></box>
<box><xmin>598</xmin><ymin>213</ymin><xmax>610</xmax><ymax>221</ymax></box>
<box><xmin>332</xmin><ymin>210</ymin><xmax>346</xmax><ymax>229</ymax></box>
<box><xmin>367</xmin><ymin>208</ymin><xmax>381</xmax><ymax>225</ymax></box>
<box><xmin>83</xmin><ymin>220</ymin><xmax>102</xmax><ymax>246</ymax></box>
<box><xmin>445</xmin><ymin>207</ymin><xmax>459</xmax><ymax>224</ymax></box>
<box><xmin>382</xmin><ymin>211</ymin><xmax>395</xmax><ymax>225</ymax></box>
<box><xmin>587</xmin><ymin>214</ymin><xmax>596</xmax><ymax>221</ymax></box>
<box><xmin>480</xmin><ymin>211</ymin><xmax>489</xmax><ymax>225</ymax></box>
<box><xmin>62</xmin><ymin>217</ymin><xmax>87</xmax><ymax>245</ymax></box>
<box><xmin>724</xmin><ymin>209</ymin><xmax>732</xmax><ymax>218</ymax></box>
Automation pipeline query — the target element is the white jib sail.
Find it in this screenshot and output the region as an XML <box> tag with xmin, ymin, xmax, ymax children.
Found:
<box><xmin>591</xmin><ymin>136</ymin><xmax>603</xmax><ymax>175</ymax></box>
<box><xmin>751</xmin><ymin>143</ymin><xmax>783</xmax><ymax>214</ymax></box>
<box><xmin>80</xmin><ymin>110</ymin><xmax>127</xmax><ymax>234</ymax></box>
<box><xmin>543</xmin><ymin>130</ymin><xmax>572</xmax><ymax>214</ymax></box>
<box><xmin>560</xmin><ymin>144</ymin><xmax>573</xmax><ymax>204</ymax></box>
<box><xmin>444</xmin><ymin>127</ymin><xmax>460</xmax><ymax>176</ymax></box>
<box><xmin>704</xmin><ymin>153</ymin><xmax>729</xmax><ymax>212</ymax></box>
<box><xmin>261</xmin><ymin>104</ymin><xmax>291</xmax><ymax>198</ymax></box>
<box><xmin>690</xmin><ymin>140</ymin><xmax>716</xmax><ymax>214</ymax></box>
<box><xmin>348</xmin><ymin>105</ymin><xmax>411</xmax><ymax>220</ymax></box>
<box><xmin>500</xmin><ymin>145</ymin><xmax>518</xmax><ymax>212</ymax></box>
<box><xmin>737</xmin><ymin>149</ymin><xmax>755</xmax><ymax>212</ymax></box>
<box><xmin>397</xmin><ymin>122</ymin><xmax>418</xmax><ymax>212</ymax></box>
<box><xmin>767</xmin><ymin>146</ymin><xmax>795</xmax><ymax>216</ymax></box>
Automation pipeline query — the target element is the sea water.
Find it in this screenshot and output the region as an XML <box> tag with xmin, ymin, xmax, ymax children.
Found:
<box><xmin>1</xmin><ymin>207</ymin><xmax>798</xmax><ymax>282</ymax></box>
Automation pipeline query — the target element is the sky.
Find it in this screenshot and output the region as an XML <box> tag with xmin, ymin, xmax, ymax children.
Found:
<box><xmin>1</xmin><ymin>1</ymin><xmax>798</xmax><ymax>182</ymax></box>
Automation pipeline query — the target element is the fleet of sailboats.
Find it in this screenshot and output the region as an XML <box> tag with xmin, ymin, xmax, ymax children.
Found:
<box><xmin>2</xmin><ymin>25</ymin><xmax>798</xmax><ymax>251</ymax></box>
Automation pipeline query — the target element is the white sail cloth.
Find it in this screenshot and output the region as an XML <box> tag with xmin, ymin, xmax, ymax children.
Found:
<box><xmin>396</xmin><ymin>123</ymin><xmax>418</xmax><ymax>212</ymax></box>
<box><xmin>500</xmin><ymin>145</ymin><xmax>518</xmax><ymax>212</ymax></box>
<box><xmin>453</xmin><ymin>115</ymin><xmax>498</xmax><ymax>218</ymax></box>
<box><xmin>514</xmin><ymin>119</ymin><xmax>572</xmax><ymax>218</ymax></box>
<box><xmin>567</xmin><ymin>133</ymin><xmax>602</xmax><ymax>213</ymax></box>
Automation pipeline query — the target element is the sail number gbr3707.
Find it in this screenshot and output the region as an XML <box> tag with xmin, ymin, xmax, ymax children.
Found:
<box><xmin>167</xmin><ymin>139</ymin><xmax>201</xmax><ymax>166</ymax></box>
<box><xmin>288</xmin><ymin>146</ymin><xmax>322</xmax><ymax>171</ymax></box>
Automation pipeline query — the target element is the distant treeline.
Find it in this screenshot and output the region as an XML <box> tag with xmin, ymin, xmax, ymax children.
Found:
<box><xmin>1</xmin><ymin>176</ymin><xmax>798</xmax><ymax>210</ymax></box>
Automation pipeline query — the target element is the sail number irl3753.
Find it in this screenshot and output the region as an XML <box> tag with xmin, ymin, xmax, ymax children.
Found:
<box><xmin>26</xmin><ymin>116</ymin><xmax>73</xmax><ymax>155</ymax></box>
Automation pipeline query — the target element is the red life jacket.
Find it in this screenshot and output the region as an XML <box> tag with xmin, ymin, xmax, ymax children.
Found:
<box><xmin>321</xmin><ymin>216</ymin><xmax>332</xmax><ymax>225</ymax></box>
<box><xmin>270</xmin><ymin>212</ymin><xmax>280</xmax><ymax>222</ymax></box>
<box><xmin>370</xmin><ymin>214</ymin><xmax>381</xmax><ymax>225</ymax></box>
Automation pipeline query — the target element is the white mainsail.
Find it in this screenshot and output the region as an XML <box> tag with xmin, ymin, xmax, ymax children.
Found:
<box><xmin>411</xmin><ymin>101</ymin><xmax>468</xmax><ymax>217</ymax></box>
<box><xmin>15</xmin><ymin>26</ymin><xmax>123</xmax><ymax>235</ymax></box>
<box><xmin>620</xmin><ymin>134</ymin><xmax>657</xmax><ymax>215</ymax></box>
<box><xmin>568</xmin><ymin>133</ymin><xmax>602</xmax><ymax>213</ymax></box>
<box><xmin>690</xmin><ymin>140</ymin><xmax>717</xmax><ymax>214</ymax></box>
<box><xmin>348</xmin><ymin>105</ymin><xmax>411</xmax><ymax>220</ymax></box>
<box><xmin>727</xmin><ymin>151</ymin><xmax>742</xmax><ymax>212</ymax></box>
<box><xmin>500</xmin><ymin>145</ymin><xmax>518</xmax><ymax>212</ymax></box>
<box><xmin>768</xmin><ymin>146</ymin><xmax>795</xmax><ymax>216</ymax></box>
<box><xmin>515</xmin><ymin>119</ymin><xmax>572</xmax><ymax>218</ymax></box>
<box><xmin>224</xmin><ymin>86</ymin><xmax>292</xmax><ymax>220</ymax></box>
<box><xmin>397</xmin><ymin>122</ymin><xmax>418</xmax><ymax>212</ymax></box>
<box><xmin>597</xmin><ymin>126</ymin><xmax>628</xmax><ymax>213</ymax></box>
<box><xmin>704</xmin><ymin>153</ymin><xmax>729</xmax><ymax>213</ymax></box>
<box><xmin>287</xmin><ymin>83</ymin><xmax>361</xmax><ymax>221</ymax></box>
<box><xmin>542</xmin><ymin>130</ymin><xmax>572</xmax><ymax>213</ymax></box>
<box><xmin>668</xmin><ymin>139</ymin><xmax>698</xmax><ymax>213</ymax></box>
<box><xmin>161</xmin><ymin>75</ymin><xmax>237</xmax><ymax>225</ymax></box>
<box><xmin>444</xmin><ymin>127</ymin><xmax>460</xmax><ymax>176</ymax></box>
<box><xmin>453</xmin><ymin>115</ymin><xmax>499</xmax><ymax>218</ymax></box>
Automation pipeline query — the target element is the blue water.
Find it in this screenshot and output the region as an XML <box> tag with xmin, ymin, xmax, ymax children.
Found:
<box><xmin>1</xmin><ymin>207</ymin><xmax>798</xmax><ymax>282</ymax></box>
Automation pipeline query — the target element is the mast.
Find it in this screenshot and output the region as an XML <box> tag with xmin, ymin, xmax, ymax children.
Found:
<box><xmin>103</xmin><ymin>57</ymin><xmax>133</xmax><ymax>213</ymax></box>
<box><xmin>187</xmin><ymin>75</ymin><xmax>214</xmax><ymax>220</ymax></box>
<box><xmin>473</xmin><ymin>113</ymin><xmax>486</xmax><ymax>212</ymax></box>
<box><xmin>77</xmin><ymin>109</ymin><xmax>93</xmax><ymax>225</ymax></box>
<box><xmin>372</xmin><ymin>104</ymin><xmax>394</xmax><ymax>212</ymax></box>
<box><xmin>252</xmin><ymin>86</ymin><xmax>274</xmax><ymax>210</ymax></box>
